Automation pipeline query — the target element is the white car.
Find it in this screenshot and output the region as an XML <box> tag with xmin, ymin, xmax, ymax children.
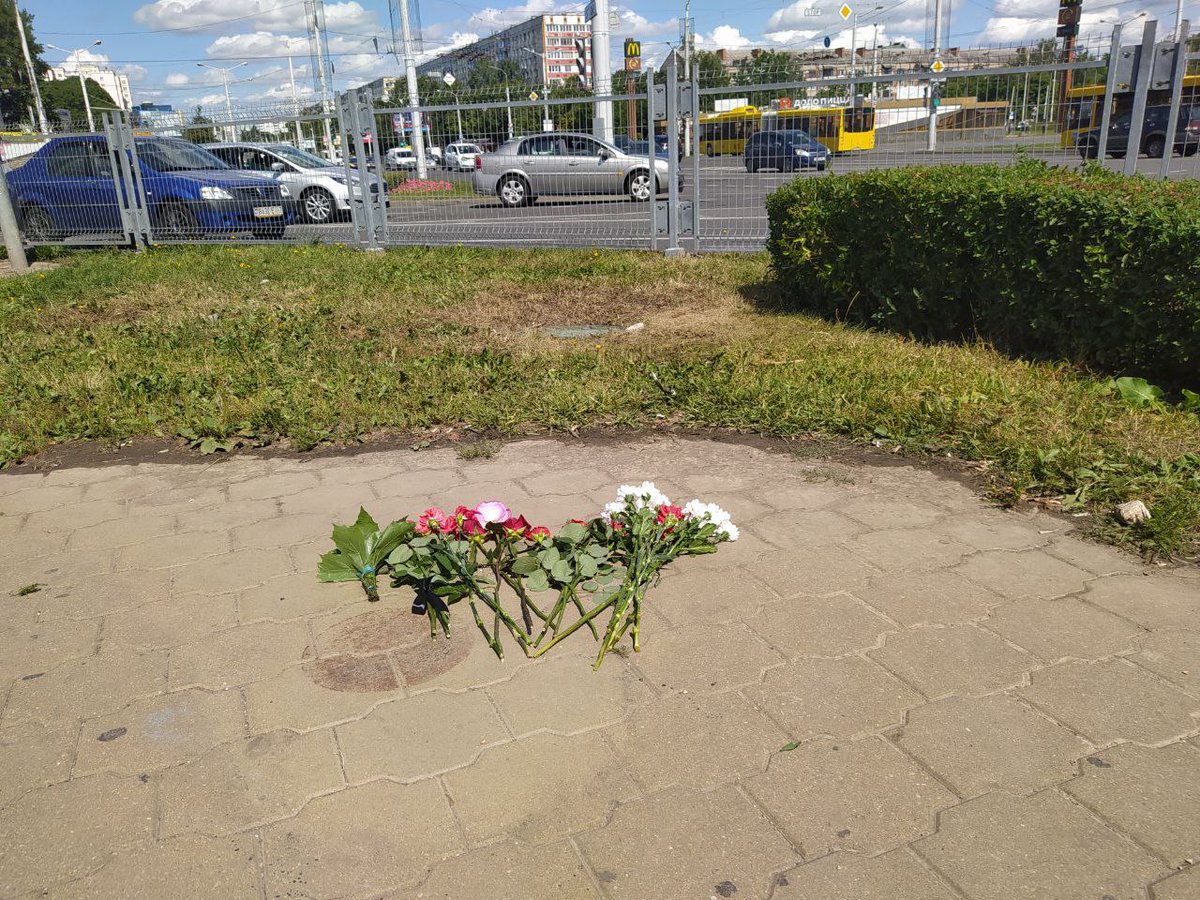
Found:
<box><xmin>386</xmin><ymin>146</ymin><xmax>419</xmax><ymax>170</ymax></box>
<box><xmin>444</xmin><ymin>142</ymin><xmax>482</xmax><ymax>171</ymax></box>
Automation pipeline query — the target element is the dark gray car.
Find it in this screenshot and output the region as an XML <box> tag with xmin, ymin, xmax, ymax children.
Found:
<box><xmin>1077</xmin><ymin>105</ymin><xmax>1200</xmax><ymax>159</ymax></box>
<box><xmin>472</xmin><ymin>132</ymin><xmax>679</xmax><ymax>208</ymax></box>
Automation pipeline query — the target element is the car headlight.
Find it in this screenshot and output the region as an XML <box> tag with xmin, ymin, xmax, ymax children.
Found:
<box><xmin>795</xmin><ymin>149</ymin><xmax>810</xmax><ymax>157</ymax></box>
<box><xmin>329</xmin><ymin>174</ymin><xmax>347</xmax><ymax>183</ymax></box>
<box><xmin>277</xmin><ymin>184</ymin><xmax>291</xmax><ymax>198</ymax></box>
<box><xmin>200</xmin><ymin>186</ymin><xmax>233</xmax><ymax>201</ymax></box>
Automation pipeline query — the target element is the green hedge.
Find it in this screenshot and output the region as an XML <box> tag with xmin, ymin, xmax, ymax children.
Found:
<box><xmin>766</xmin><ymin>161</ymin><xmax>1200</xmax><ymax>386</ymax></box>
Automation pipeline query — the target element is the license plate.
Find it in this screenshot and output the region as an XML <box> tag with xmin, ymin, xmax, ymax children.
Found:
<box><xmin>253</xmin><ymin>205</ymin><xmax>283</xmax><ymax>219</ymax></box>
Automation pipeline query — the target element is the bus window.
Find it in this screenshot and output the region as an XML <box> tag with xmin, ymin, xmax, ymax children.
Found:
<box><xmin>845</xmin><ymin>108</ymin><xmax>875</xmax><ymax>132</ymax></box>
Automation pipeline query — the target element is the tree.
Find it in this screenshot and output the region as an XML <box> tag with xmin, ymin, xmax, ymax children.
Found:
<box><xmin>38</xmin><ymin>76</ymin><xmax>117</xmax><ymax>129</ymax></box>
<box><xmin>182</xmin><ymin>107</ymin><xmax>216</xmax><ymax>144</ymax></box>
<box><xmin>0</xmin><ymin>0</ymin><xmax>46</xmax><ymax>127</ymax></box>
<box><xmin>692</xmin><ymin>50</ymin><xmax>731</xmax><ymax>90</ymax></box>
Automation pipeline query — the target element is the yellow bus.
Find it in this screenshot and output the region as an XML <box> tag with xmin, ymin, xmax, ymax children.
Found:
<box><xmin>1062</xmin><ymin>74</ymin><xmax>1200</xmax><ymax>149</ymax></box>
<box><xmin>698</xmin><ymin>103</ymin><xmax>876</xmax><ymax>156</ymax></box>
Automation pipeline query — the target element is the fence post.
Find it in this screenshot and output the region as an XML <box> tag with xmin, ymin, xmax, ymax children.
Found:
<box><xmin>104</xmin><ymin>110</ymin><xmax>151</xmax><ymax>248</ymax></box>
<box><xmin>664</xmin><ymin>53</ymin><xmax>682</xmax><ymax>257</ymax></box>
<box><xmin>646</xmin><ymin>66</ymin><xmax>658</xmax><ymax>251</ymax></box>
<box><xmin>0</xmin><ymin>156</ymin><xmax>28</xmax><ymax>272</ymax></box>
<box><xmin>1159</xmin><ymin>19</ymin><xmax>1190</xmax><ymax>179</ymax></box>
<box><xmin>336</xmin><ymin>90</ymin><xmax>387</xmax><ymax>250</ymax></box>
<box><xmin>1124</xmin><ymin>18</ymin><xmax>1157</xmax><ymax>176</ymax></box>
<box><xmin>1095</xmin><ymin>24</ymin><xmax>1123</xmax><ymax>161</ymax></box>
<box><xmin>690</xmin><ymin>70</ymin><xmax>701</xmax><ymax>252</ymax></box>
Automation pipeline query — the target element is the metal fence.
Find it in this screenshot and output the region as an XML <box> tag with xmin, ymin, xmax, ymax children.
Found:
<box><xmin>3</xmin><ymin>19</ymin><xmax>1196</xmax><ymax>256</ymax></box>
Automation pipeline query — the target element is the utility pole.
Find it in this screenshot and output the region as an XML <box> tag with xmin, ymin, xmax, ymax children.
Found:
<box><xmin>683</xmin><ymin>0</ymin><xmax>691</xmax><ymax>81</ymax></box>
<box><xmin>197</xmin><ymin>61</ymin><xmax>246</xmax><ymax>141</ymax></box>
<box><xmin>0</xmin><ymin>157</ymin><xmax>29</xmax><ymax>272</ymax></box>
<box><xmin>504</xmin><ymin>84</ymin><xmax>514</xmax><ymax>140</ymax></box>
<box><xmin>396</xmin><ymin>0</ymin><xmax>428</xmax><ymax>178</ymax></box>
<box><xmin>591</xmin><ymin>0</ymin><xmax>614</xmax><ymax>142</ymax></box>
<box><xmin>306</xmin><ymin>0</ymin><xmax>336</xmax><ymax>161</ymax></box>
<box><xmin>288</xmin><ymin>55</ymin><xmax>303</xmax><ymax>147</ymax></box>
<box><xmin>927</xmin><ymin>0</ymin><xmax>942</xmax><ymax>150</ymax></box>
<box><xmin>15</xmin><ymin>3</ymin><xmax>47</xmax><ymax>133</ymax></box>
<box><xmin>1176</xmin><ymin>0</ymin><xmax>1185</xmax><ymax>38</ymax></box>
<box><xmin>47</xmin><ymin>41</ymin><xmax>103</xmax><ymax>132</ymax></box>
<box><xmin>850</xmin><ymin>10</ymin><xmax>858</xmax><ymax>103</ymax></box>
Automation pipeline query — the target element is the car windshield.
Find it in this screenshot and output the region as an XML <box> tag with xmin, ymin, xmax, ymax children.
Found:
<box><xmin>137</xmin><ymin>140</ymin><xmax>230</xmax><ymax>172</ymax></box>
<box><xmin>456</xmin><ymin>145</ymin><xmax>481</xmax><ymax>154</ymax></box>
<box><xmin>270</xmin><ymin>145</ymin><xmax>333</xmax><ymax>168</ymax></box>
<box><xmin>781</xmin><ymin>131</ymin><xmax>821</xmax><ymax>148</ymax></box>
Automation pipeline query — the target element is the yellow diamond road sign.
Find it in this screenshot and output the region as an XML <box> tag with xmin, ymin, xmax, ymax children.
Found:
<box><xmin>931</xmin><ymin>59</ymin><xmax>945</xmax><ymax>73</ymax></box>
<box><xmin>529</xmin><ymin>91</ymin><xmax>539</xmax><ymax>102</ymax></box>
<box><xmin>839</xmin><ymin>4</ymin><xmax>853</xmax><ymax>19</ymax></box>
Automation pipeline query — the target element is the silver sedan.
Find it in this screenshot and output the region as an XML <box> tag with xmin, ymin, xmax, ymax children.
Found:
<box><xmin>473</xmin><ymin>133</ymin><xmax>680</xmax><ymax>208</ymax></box>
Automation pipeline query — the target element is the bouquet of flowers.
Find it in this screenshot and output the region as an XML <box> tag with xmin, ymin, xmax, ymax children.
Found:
<box><xmin>315</xmin><ymin>483</ymin><xmax>736</xmax><ymax>669</ymax></box>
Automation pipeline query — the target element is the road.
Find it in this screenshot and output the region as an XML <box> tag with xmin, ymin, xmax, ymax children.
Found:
<box><xmin>294</xmin><ymin>137</ymin><xmax>1200</xmax><ymax>252</ymax></box>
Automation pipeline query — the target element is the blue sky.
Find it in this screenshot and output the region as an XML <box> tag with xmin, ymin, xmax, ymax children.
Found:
<box><xmin>28</xmin><ymin>0</ymin><xmax>1190</xmax><ymax>112</ymax></box>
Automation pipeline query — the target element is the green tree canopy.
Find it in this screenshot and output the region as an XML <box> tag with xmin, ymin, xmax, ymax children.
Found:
<box><xmin>38</xmin><ymin>76</ymin><xmax>118</xmax><ymax>129</ymax></box>
<box><xmin>0</xmin><ymin>0</ymin><xmax>46</xmax><ymax>127</ymax></box>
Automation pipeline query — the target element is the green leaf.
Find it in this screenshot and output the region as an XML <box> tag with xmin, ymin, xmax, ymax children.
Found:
<box><xmin>1112</xmin><ymin>376</ymin><xmax>1164</xmax><ymax>409</ymax></box>
<box><xmin>585</xmin><ymin>543</ymin><xmax>608</xmax><ymax>558</ymax></box>
<box><xmin>354</xmin><ymin>506</ymin><xmax>380</xmax><ymax>533</ymax></box>
<box><xmin>539</xmin><ymin>546</ymin><xmax>561</xmax><ymax>567</ymax></box>
<box><xmin>1182</xmin><ymin>389</ymin><xmax>1200</xmax><ymax>413</ymax></box>
<box><xmin>527</xmin><ymin>569</ymin><xmax>550</xmax><ymax>592</ymax></box>
<box><xmin>550</xmin><ymin>558</ymin><xmax>573</xmax><ymax>582</ymax></box>
<box><xmin>317</xmin><ymin>550</ymin><xmax>359</xmax><ymax>583</ymax></box>
<box><xmin>779</xmin><ymin>740</ymin><xmax>801</xmax><ymax>752</ymax></box>
<box><xmin>558</xmin><ymin>522</ymin><xmax>588</xmax><ymax>544</ymax></box>
<box><xmin>510</xmin><ymin>555</ymin><xmax>541</xmax><ymax>575</ymax></box>
<box><xmin>387</xmin><ymin>544</ymin><xmax>414</xmax><ymax>565</ymax></box>
<box><xmin>577</xmin><ymin>554</ymin><xmax>599</xmax><ymax>578</ymax></box>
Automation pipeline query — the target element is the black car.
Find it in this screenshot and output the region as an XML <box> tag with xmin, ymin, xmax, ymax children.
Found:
<box><xmin>744</xmin><ymin>129</ymin><xmax>830</xmax><ymax>173</ymax></box>
<box><xmin>1077</xmin><ymin>104</ymin><xmax>1200</xmax><ymax>159</ymax></box>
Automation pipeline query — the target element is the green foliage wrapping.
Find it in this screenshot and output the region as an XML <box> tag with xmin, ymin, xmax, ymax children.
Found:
<box><xmin>765</xmin><ymin>161</ymin><xmax>1200</xmax><ymax>386</ymax></box>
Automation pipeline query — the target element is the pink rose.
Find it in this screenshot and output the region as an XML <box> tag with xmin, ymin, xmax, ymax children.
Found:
<box><xmin>473</xmin><ymin>500</ymin><xmax>513</xmax><ymax>526</ymax></box>
<box><xmin>416</xmin><ymin>507</ymin><xmax>452</xmax><ymax>534</ymax></box>
<box><xmin>527</xmin><ymin>526</ymin><xmax>551</xmax><ymax>540</ymax></box>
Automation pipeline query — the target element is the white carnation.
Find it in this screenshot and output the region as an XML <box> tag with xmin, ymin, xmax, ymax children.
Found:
<box><xmin>682</xmin><ymin>499</ymin><xmax>737</xmax><ymax>540</ymax></box>
<box><xmin>614</xmin><ymin>481</ymin><xmax>670</xmax><ymax>510</ymax></box>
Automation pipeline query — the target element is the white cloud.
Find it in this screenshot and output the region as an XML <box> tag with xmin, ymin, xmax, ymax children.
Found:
<box><xmin>467</xmin><ymin>0</ymin><xmax>570</xmax><ymax>32</ymax></box>
<box><xmin>166</xmin><ymin>72</ymin><xmax>192</xmax><ymax>86</ymax></box>
<box><xmin>699</xmin><ymin>24</ymin><xmax>753</xmax><ymax>49</ymax></box>
<box><xmin>205</xmin><ymin>30</ymin><xmax>310</xmax><ymax>58</ymax></box>
<box><xmin>133</xmin><ymin>0</ymin><xmax>374</xmax><ymax>34</ymax></box>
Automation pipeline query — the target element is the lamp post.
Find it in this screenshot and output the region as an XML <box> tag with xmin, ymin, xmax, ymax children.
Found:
<box><xmin>525</xmin><ymin>48</ymin><xmax>552</xmax><ymax>130</ymax></box>
<box><xmin>848</xmin><ymin>6</ymin><xmax>883</xmax><ymax>105</ymax></box>
<box><xmin>197</xmin><ymin>61</ymin><xmax>247</xmax><ymax>141</ymax></box>
<box><xmin>46</xmin><ymin>40</ymin><xmax>102</xmax><ymax>132</ymax></box>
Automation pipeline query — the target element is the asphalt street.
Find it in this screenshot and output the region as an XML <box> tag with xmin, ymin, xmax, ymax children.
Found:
<box><xmin>290</xmin><ymin>136</ymin><xmax>1200</xmax><ymax>252</ymax></box>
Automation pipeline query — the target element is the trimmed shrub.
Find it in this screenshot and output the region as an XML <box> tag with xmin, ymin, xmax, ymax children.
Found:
<box><xmin>766</xmin><ymin>161</ymin><xmax>1200</xmax><ymax>386</ymax></box>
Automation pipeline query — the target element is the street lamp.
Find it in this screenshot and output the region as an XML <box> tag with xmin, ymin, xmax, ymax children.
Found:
<box><xmin>197</xmin><ymin>61</ymin><xmax>247</xmax><ymax>141</ymax></box>
<box><xmin>46</xmin><ymin>40</ymin><xmax>102</xmax><ymax>132</ymax></box>
<box><xmin>848</xmin><ymin>5</ymin><xmax>884</xmax><ymax>104</ymax></box>
<box><xmin>524</xmin><ymin>47</ymin><xmax>552</xmax><ymax>130</ymax></box>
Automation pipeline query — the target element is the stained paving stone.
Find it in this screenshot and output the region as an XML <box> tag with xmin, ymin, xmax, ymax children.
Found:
<box><xmin>239</xmin><ymin>571</ymin><xmax>362</xmax><ymax>622</ymax></box>
<box><xmin>854</xmin><ymin>571</ymin><xmax>1003</xmax><ymax>626</ymax></box>
<box><xmin>1151</xmin><ymin>867</ymin><xmax>1200</xmax><ymax>900</ymax></box>
<box><xmin>168</xmin><ymin>620</ymin><xmax>310</xmax><ymax>690</ymax></box>
<box><xmin>772</xmin><ymin>849</ymin><xmax>959</xmax><ymax>899</ymax></box>
<box><xmin>1063</xmin><ymin>742</ymin><xmax>1200</xmax><ymax>867</ymax></box>
<box><xmin>575</xmin><ymin>785</ymin><xmax>796</xmax><ymax>900</ymax></box>
<box><xmin>630</xmin><ymin>622</ymin><xmax>783</xmax><ymax>694</ymax></box>
<box><xmin>244</xmin><ymin>662</ymin><xmax>403</xmax><ymax>734</ymax></box>
<box><xmin>2</xmin><ymin>646</ymin><xmax>167</xmax><ymax>726</ymax></box>
<box><xmin>746</xmin><ymin>655</ymin><xmax>923</xmax><ymax>739</ymax></box>
<box><xmin>7</xmin><ymin>548</ymin><xmax>114</xmax><ymax>588</ymax></box>
<box><xmin>44</xmin><ymin>835</ymin><xmax>261</xmax><ymax>900</ymax></box>
<box><xmin>0</xmin><ymin>773</ymin><xmax>155</xmax><ymax>895</ymax></box>
<box><xmin>113</xmin><ymin>530</ymin><xmax>230</xmax><ymax>571</ymax></box>
<box><xmin>488</xmin><ymin>652</ymin><xmax>651</xmax><ymax>736</ymax></box>
<box><xmin>751</xmin><ymin>547</ymin><xmax>878</xmax><ymax>598</ymax></box>
<box><xmin>869</xmin><ymin>625</ymin><xmax>1036</xmax><ymax>698</ymax></box>
<box><xmin>309</xmin><ymin>600</ymin><xmax>431</xmax><ymax>658</ymax></box>
<box><xmin>744</xmin><ymin>737</ymin><xmax>956</xmax><ymax>856</ymax></box>
<box><xmin>0</xmin><ymin>617</ymin><xmax>100</xmax><ymax>682</ymax></box>
<box><xmin>159</xmin><ymin>728</ymin><xmax>344</xmax><ymax>837</ymax></box>
<box><xmin>606</xmin><ymin>691</ymin><xmax>788</xmax><ymax>791</ymax></box>
<box><xmin>262</xmin><ymin>779</ymin><xmax>463</xmax><ymax>898</ymax></box>
<box><xmin>337</xmin><ymin>690</ymin><xmax>509</xmax><ymax>782</ymax></box>
<box><xmin>849</xmin><ymin>528</ymin><xmax>974</xmax><ymax>573</ymax></box>
<box><xmin>411</xmin><ymin>840</ymin><xmax>599</xmax><ymax>900</ymax></box>
<box><xmin>914</xmin><ymin>790</ymin><xmax>1165</xmax><ymax>900</ymax></box>
<box><xmin>1086</xmin><ymin>575</ymin><xmax>1200</xmax><ymax>631</ymax></box>
<box><xmin>445</xmin><ymin>730</ymin><xmax>637</xmax><ymax>847</ymax></box>
<box><xmin>745</xmin><ymin>593</ymin><xmax>894</xmax><ymax>658</ymax></box>
<box><xmin>104</xmin><ymin>592</ymin><xmax>240</xmax><ymax>650</ymax></box>
<box><xmin>1133</xmin><ymin>631</ymin><xmax>1200</xmax><ymax>694</ymax></box>
<box><xmin>1019</xmin><ymin>659</ymin><xmax>1200</xmax><ymax>745</ymax></box>
<box><xmin>649</xmin><ymin>566</ymin><xmax>777</xmax><ymax>626</ymax></box>
<box><xmin>955</xmin><ymin>549</ymin><xmax>1090</xmax><ymax>599</ymax></box>
<box><xmin>170</xmin><ymin>547</ymin><xmax>295</xmax><ymax>596</ymax></box>
<box><xmin>984</xmin><ymin>597</ymin><xmax>1142</xmax><ymax>662</ymax></box>
<box><xmin>74</xmin><ymin>688</ymin><xmax>244</xmax><ymax>776</ymax></box>
<box><xmin>896</xmin><ymin>694</ymin><xmax>1091</xmax><ymax>797</ymax></box>
<box><xmin>0</xmin><ymin>722</ymin><xmax>74</xmax><ymax>806</ymax></box>
<box><xmin>751</xmin><ymin>509</ymin><xmax>868</xmax><ymax>551</ymax></box>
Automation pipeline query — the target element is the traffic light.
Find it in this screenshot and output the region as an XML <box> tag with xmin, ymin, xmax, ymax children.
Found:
<box><xmin>930</xmin><ymin>82</ymin><xmax>941</xmax><ymax>108</ymax></box>
<box><xmin>575</xmin><ymin>37</ymin><xmax>590</xmax><ymax>85</ymax></box>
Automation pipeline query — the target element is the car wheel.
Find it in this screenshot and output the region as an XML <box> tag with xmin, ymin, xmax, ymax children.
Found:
<box><xmin>627</xmin><ymin>171</ymin><xmax>654</xmax><ymax>202</ymax></box>
<box><xmin>1143</xmin><ymin>135</ymin><xmax>1166</xmax><ymax>158</ymax></box>
<box><xmin>1184</xmin><ymin>145</ymin><xmax>1199</xmax><ymax>157</ymax></box>
<box><xmin>704</xmin><ymin>143</ymin><xmax>714</xmax><ymax>157</ymax></box>
<box><xmin>153</xmin><ymin>203</ymin><xmax>199</xmax><ymax>240</ymax></box>
<box><xmin>1079</xmin><ymin>139</ymin><xmax>1099</xmax><ymax>160</ymax></box>
<box><xmin>497</xmin><ymin>175</ymin><xmax>530</xmax><ymax>208</ymax></box>
<box><xmin>746</xmin><ymin>159</ymin><xmax>757</xmax><ymax>173</ymax></box>
<box><xmin>18</xmin><ymin>205</ymin><xmax>56</xmax><ymax>242</ymax></box>
<box><xmin>300</xmin><ymin>188</ymin><xmax>336</xmax><ymax>224</ymax></box>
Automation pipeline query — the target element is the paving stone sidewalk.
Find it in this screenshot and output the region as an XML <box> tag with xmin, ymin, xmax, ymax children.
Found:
<box><xmin>2</xmin><ymin>437</ymin><xmax>1199</xmax><ymax>900</ymax></box>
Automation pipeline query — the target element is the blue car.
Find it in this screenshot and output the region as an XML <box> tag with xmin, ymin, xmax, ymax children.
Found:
<box><xmin>7</xmin><ymin>136</ymin><xmax>297</xmax><ymax>242</ymax></box>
